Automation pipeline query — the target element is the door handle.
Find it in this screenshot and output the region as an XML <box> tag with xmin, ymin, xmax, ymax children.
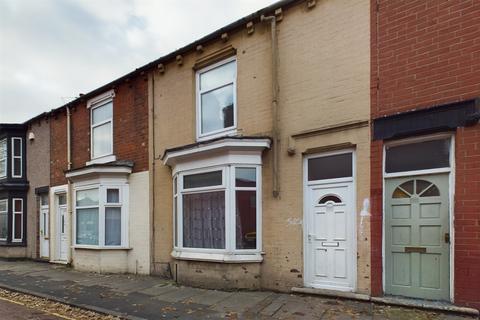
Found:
<box><xmin>444</xmin><ymin>233</ymin><xmax>450</xmax><ymax>244</ymax></box>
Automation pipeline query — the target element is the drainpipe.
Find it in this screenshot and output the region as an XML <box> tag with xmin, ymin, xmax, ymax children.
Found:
<box><xmin>149</xmin><ymin>73</ymin><xmax>156</xmax><ymax>275</ymax></box>
<box><xmin>261</xmin><ymin>14</ymin><xmax>280</xmax><ymax>198</ymax></box>
<box><xmin>66</xmin><ymin>106</ymin><xmax>72</xmax><ymax>264</ymax></box>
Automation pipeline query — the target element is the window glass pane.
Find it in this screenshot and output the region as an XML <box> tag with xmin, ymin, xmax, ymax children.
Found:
<box><xmin>235</xmin><ymin>168</ymin><xmax>256</xmax><ymax>188</ymax></box>
<box><xmin>0</xmin><ymin>159</ymin><xmax>5</xmax><ymax>177</ymax></box>
<box><xmin>14</xmin><ymin>199</ymin><xmax>22</xmax><ymax>212</ymax></box>
<box><xmin>184</xmin><ymin>171</ymin><xmax>222</xmax><ymax>189</ymax></box>
<box><xmin>0</xmin><ymin>200</ymin><xmax>7</xmax><ymax>239</ymax></box>
<box><xmin>76</xmin><ymin>208</ymin><xmax>99</xmax><ymax>245</ymax></box>
<box><xmin>200</xmin><ymin>61</ymin><xmax>235</xmax><ymax>92</ymax></box>
<box><xmin>183</xmin><ymin>191</ymin><xmax>225</xmax><ymax>249</ymax></box>
<box><xmin>308</xmin><ymin>153</ymin><xmax>353</xmax><ymax>181</ymax></box>
<box><xmin>319</xmin><ymin>195</ymin><xmax>342</xmax><ymax>204</ymax></box>
<box><xmin>13</xmin><ymin>158</ymin><xmax>21</xmax><ymax>176</ymax></box>
<box><xmin>385</xmin><ymin>139</ymin><xmax>450</xmax><ymax>173</ymax></box>
<box><xmin>106</xmin><ymin>189</ymin><xmax>120</xmax><ymax>203</ymax></box>
<box><xmin>92</xmin><ymin>102</ymin><xmax>112</xmax><ymax>125</ymax></box>
<box><xmin>420</xmin><ymin>185</ymin><xmax>440</xmax><ymax>197</ymax></box>
<box><xmin>0</xmin><ymin>139</ymin><xmax>6</xmax><ymax>177</ymax></box>
<box><xmin>92</xmin><ymin>122</ymin><xmax>112</xmax><ymax>158</ymax></box>
<box><xmin>14</xmin><ymin>213</ymin><xmax>22</xmax><ymax>239</ymax></box>
<box><xmin>201</xmin><ymin>84</ymin><xmax>234</xmax><ymax>134</ymax></box>
<box><xmin>105</xmin><ymin>207</ymin><xmax>121</xmax><ymax>246</ymax></box>
<box><xmin>235</xmin><ymin>190</ymin><xmax>256</xmax><ymax>250</ymax></box>
<box><xmin>76</xmin><ymin>189</ymin><xmax>98</xmax><ymax>206</ymax></box>
<box><xmin>58</xmin><ymin>194</ymin><xmax>67</xmax><ymax>205</ymax></box>
<box><xmin>174</xmin><ymin>197</ymin><xmax>178</xmax><ymax>247</ymax></box>
<box><xmin>40</xmin><ymin>194</ymin><xmax>49</xmax><ymax>206</ymax></box>
<box><xmin>0</xmin><ymin>213</ymin><xmax>7</xmax><ymax>239</ymax></box>
<box><xmin>13</xmin><ymin>139</ymin><xmax>21</xmax><ymax>157</ymax></box>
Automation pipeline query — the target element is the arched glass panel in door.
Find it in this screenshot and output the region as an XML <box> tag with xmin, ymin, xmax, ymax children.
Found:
<box><xmin>392</xmin><ymin>179</ymin><xmax>440</xmax><ymax>198</ymax></box>
<box><xmin>318</xmin><ymin>195</ymin><xmax>342</xmax><ymax>204</ymax></box>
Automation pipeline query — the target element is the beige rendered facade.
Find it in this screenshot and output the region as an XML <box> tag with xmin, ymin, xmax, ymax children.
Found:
<box><xmin>150</xmin><ymin>0</ymin><xmax>370</xmax><ymax>294</ymax></box>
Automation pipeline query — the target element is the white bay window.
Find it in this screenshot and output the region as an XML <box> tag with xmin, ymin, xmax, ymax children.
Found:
<box><xmin>74</xmin><ymin>185</ymin><xmax>127</xmax><ymax>248</ymax></box>
<box><xmin>164</xmin><ymin>138</ymin><xmax>270</xmax><ymax>263</ymax></box>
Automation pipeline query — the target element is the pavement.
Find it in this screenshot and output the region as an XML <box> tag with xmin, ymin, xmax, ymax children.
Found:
<box><xmin>0</xmin><ymin>259</ymin><xmax>476</xmax><ymax>320</ymax></box>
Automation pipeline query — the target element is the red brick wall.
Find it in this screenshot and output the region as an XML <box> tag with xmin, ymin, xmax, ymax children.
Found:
<box><xmin>373</xmin><ymin>0</ymin><xmax>480</xmax><ymax>117</ymax></box>
<box><xmin>371</xmin><ymin>0</ymin><xmax>480</xmax><ymax>308</ymax></box>
<box><xmin>50</xmin><ymin>75</ymin><xmax>149</xmax><ymax>187</ymax></box>
<box><xmin>454</xmin><ymin>126</ymin><xmax>480</xmax><ymax>308</ymax></box>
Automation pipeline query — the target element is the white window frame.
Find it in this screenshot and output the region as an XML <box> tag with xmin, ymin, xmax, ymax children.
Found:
<box><xmin>196</xmin><ymin>56</ymin><xmax>237</xmax><ymax>141</ymax></box>
<box><xmin>0</xmin><ymin>199</ymin><xmax>7</xmax><ymax>241</ymax></box>
<box><xmin>12</xmin><ymin>198</ymin><xmax>23</xmax><ymax>242</ymax></box>
<box><xmin>88</xmin><ymin>90</ymin><xmax>115</xmax><ymax>164</ymax></box>
<box><xmin>11</xmin><ymin>137</ymin><xmax>22</xmax><ymax>178</ymax></box>
<box><xmin>73</xmin><ymin>183</ymin><xmax>128</xmax><ymax>249</ymax></box>
<box><xmin>0</xmin><ymin>138</ymin><xmax>6</xmax><ymax>178</ymax></box>
<box><xmin>173</xmin><ymin>164</ymin><xmax>262</xmax><ymax>262</ymax></box>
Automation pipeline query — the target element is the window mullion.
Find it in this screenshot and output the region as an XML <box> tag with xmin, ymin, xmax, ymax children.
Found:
<box><xmin>225</xmin><ymin>166</ymin><xmax>234</xmax><ymax>253</ymax></box>
<box><xmin>99</xmin><ymin>187</ymin><xmax>106</xmax><ymax>247</ymax></box>
<box><xmin>178</xmin><ymin>173</ymin><xmax>184</xmax><ymax>249</ymax></box>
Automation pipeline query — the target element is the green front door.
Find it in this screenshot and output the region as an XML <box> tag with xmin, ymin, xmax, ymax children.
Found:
<box><xmin>385</xmin><ymin>174</ymin><xmax>450</xmax><ymax>300</ymax></box>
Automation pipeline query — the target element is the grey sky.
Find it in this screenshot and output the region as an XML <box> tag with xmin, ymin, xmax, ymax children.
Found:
<box><xmin>0</xmin><ymin>0</ymin><xmax>278</xmax><ymax>123</ymax></box>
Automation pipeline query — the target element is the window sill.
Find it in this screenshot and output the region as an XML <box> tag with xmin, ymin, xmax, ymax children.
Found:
<box><xmin>73</xmin><ymin>245</ymin><xmax>132</xmax><ymax>251</ymax></box>
<box><xmin>0</xmin><ymin>242</ymin><xmax>26</xmax><ymax>247</ymax></box>
<box><xmin>196</xmin><ymin>128</ymin><xmax>238</xmax><ymax>142</ymax></box>
<box><xmin>171</xmin><ymin>250</ymin><xmax>263</xmax><ymax>263</ymax></box>
<box><xmin>86</xmin><ymin>154</ymin><xmax>116</xmax><ymax>166</ymax></box>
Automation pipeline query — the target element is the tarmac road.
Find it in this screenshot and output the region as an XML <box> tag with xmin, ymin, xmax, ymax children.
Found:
<box><xmin>0</xmin><ymin>297</ymin><xmax>63</xmax><ymax>320</ymax></box>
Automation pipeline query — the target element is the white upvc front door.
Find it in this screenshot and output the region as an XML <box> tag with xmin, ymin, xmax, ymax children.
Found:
<box><xmin>57</xmin><ymin>199</ymin><xmax>68</xmax><ymax>261</ymax></box>
<box><xmin>39</xmin><ymin>205</ymin><xmax>50</xmax><ymax>259</ymax></box>
<box><xmin>305</xmin><ymin>182</ymin><xmax>355</xmax><ymax>291</ymax></box>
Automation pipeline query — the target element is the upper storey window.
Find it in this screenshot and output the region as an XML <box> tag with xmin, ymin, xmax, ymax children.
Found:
<box><xmin>11</xmin><ymin>138</ymin><xmax>22</xmax><ymax>178</ymax></box>
<box><xmin>0</xmin><ymin>139</ymin><xmax>6</xmax><ymax>178</ymax></box>
<box><xmin>196</xmin><ymin>57</ymin><xmax>236</xmax><ymax>140</ymax></box>
<box><xmin>87</xmin><ymin>90</ymin><xmax>115</xmax><ymax>164</ymax></box>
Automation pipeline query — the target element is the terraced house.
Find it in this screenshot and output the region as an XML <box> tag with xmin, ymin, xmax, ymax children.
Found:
<box><xmin>1</xmin><ymin>0</ymin><xmax>479</xmax><ymax>313</ymax></box>
<box><xmin>149</xmin><ymin>0</ymin><xmax>371</xmax><ymax>296</ymax></box>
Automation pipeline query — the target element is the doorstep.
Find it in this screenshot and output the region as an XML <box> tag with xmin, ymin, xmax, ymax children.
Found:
<box><xmin>371</xmin><ymin>296</ymin><xmax>479</xmax><ymax>317</ymax></box>
<box><xmin>291</xmin><ymin>287</ymin><xmax>479</xmax><ymax>316</ymax></box>
<box><xmin>292</xmin><ymin>287</ymin><xmax>370</xmax><ymax>301</ymax></box>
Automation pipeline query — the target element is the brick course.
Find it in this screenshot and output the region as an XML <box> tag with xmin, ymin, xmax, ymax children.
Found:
<box><xmin>371</xmin><ymin>0</ymin><xmax>480</xmax><ymax>309</ymax></box>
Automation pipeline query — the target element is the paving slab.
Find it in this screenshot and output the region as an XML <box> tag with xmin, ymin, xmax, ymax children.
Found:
<box><xmin>153</xmin><ymin>286</ymin><xmax>207</xmax><ymax>303</ymax></box>
<box><xmin>187</xmin><ymin>289</ymin><xmax>234</xmax><ymax>306</ymax></box>
<box><xmin>210</xmin><ymin>291</ymin><xmax>272</xmax><ymax>313</ymax></box>
<box><xmin>0</xmin><ymin>259</ymin><xmax>476</xmax><ymax>320</ymax></box>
